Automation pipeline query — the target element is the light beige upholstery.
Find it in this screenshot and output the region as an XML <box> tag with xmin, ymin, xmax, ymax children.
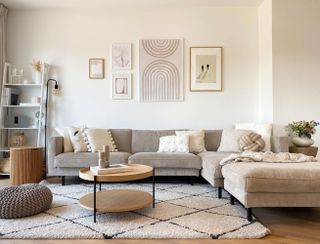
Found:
<box><xmin>223</xmin><ymin>162</ymin><xmax>320</xmax><ymax>208</ymax></box>
<box><xmin>128</xmin><ymin>152</ymin><xmax>202</xmax><ymax>169</ymax></box>
<box><xmin>54</xmin><ymin>152</ymin><xmax>131</xmax><ymax>168</ymax></box>
<box><xmin>198</xmin><ymin>151</ymin><xmax>232</xmax><ymax>187</ymax></box>
<box><xmin>222</xmin><ymin>162</ymin><xmax>320</xmax><ymax>193</ymax></box>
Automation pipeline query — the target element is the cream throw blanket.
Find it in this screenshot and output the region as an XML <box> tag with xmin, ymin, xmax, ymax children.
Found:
<box><xmin>220</xmin><ymin>151</ymin><xmax>317</xmax><ymax>166</ymax></box>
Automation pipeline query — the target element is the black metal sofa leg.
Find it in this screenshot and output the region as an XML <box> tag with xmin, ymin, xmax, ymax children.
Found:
<box><xmin>61</xmin><ymin>176</ymin><xmax>65</xmax><ymax>185</ymax></box>
<box><xmin>218</xmin><ymin>187</ymin><xmax>222</xmax><ymax>199</ymax></box>
<box><xmin>247</xmin><ymin>208</ymin><xmax>253</xmax><ymax>222</ymax></box>
<box><xmin>230</xmin><ymin>194</ymin><xmax>235</xmax><ymax>205</ymax></box>
<box><xmin>189</xmin><ymin>176</ymin><xmax>194</xmax><ymax>185</ymax></box>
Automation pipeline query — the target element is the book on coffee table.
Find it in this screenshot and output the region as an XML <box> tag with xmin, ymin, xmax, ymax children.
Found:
<box><xmin>90</xmin><ymin>164</ymin><xmax>132</xmax><ymax>175</ymax></box>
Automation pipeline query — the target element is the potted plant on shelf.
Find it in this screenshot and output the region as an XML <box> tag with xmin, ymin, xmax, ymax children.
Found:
<box><xmin>287</xmin><ymin>120</ymin><xmax>319</xmax><ymax>147</ymax></box>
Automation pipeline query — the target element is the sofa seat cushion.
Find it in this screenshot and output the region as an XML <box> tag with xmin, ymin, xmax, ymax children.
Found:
<box><xmin>128</xmin><ymin>152</ymin><xmax>202</xmax><ymax>169</ymax></box>
<box><xmin>199</xmin><ymin>151</ymin><xmax>232</xmax><ymax>179</ymax></box>
<box><xmin>54</xmin><ymin>152</ymin><xmax>131</xmax><ymax>168</ymax></box>
<box><xmin>222</xmin><ymin>162</ymin><xmax>320</xmax><ymax>193</ymax></box>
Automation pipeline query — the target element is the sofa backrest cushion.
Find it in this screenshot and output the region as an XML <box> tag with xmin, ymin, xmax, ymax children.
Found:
<box><xmin>132</xmin><ymin>130</ymin><xmax>176</xmax><ymax>153</ymax></box>
<box><xmin>109</xmin><ymin>129</ymin><xmax>132</xmax><ymax>153</ymax></box>
<box><xmin>204</xmin><ymin>130</ymin><xmax>223</xmax><ymax>151</ymax></box>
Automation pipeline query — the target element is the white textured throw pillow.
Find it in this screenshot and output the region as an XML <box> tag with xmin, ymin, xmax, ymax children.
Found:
<box><xmin>67</xmin><ymin>126</ymin><xmax>88</xmax><ymax>152</ymax></box>
<box><xmin>84</xmin><ymin>128</ymin><xmax>118</xmax><ymax>152</ymax></box>
<box><xmin>158</xmin><ymin>135</ymin><xmax>189</xmax><ymax>153</ymax></box>
<box><xmin>55</xmin><ymin>127</ymin><xmax>74</xmax><ymax>152</ymax></box>
<box><xmin>218</xmin><ymin>129</ymin><xmax>252</xmax><ymax>153</ymax></box>
<box><xmin>235</xmin><ymin>123</ymin><xmax>272</xmax><ymax>151</ymax></box>
<box><xmin>175</xmin><ymin>130</ymin><xmax>206</xmax><ymax>154</ymax></box>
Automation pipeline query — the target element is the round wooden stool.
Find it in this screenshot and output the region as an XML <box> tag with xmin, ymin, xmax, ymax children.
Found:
<box><xmin>10</xmin><ymin>147</ymin><xmax>43</xmax><ymax>185</ymax></box>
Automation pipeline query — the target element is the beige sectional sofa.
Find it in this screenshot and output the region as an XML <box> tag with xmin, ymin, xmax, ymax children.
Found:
<box><xmin>48</xmin><ymin>128</ymin><xmax>320</xmax><ymax>221</ymax></box>
<box><xmin>48</xmin><ymin>129</ymin><xmax>288</xmax><ymax>186</ymax></box>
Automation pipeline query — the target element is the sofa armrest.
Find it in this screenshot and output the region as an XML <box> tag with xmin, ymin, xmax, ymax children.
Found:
<box><xmin>47</xmin><ymin>136</ymin><xmax>64</xmax><ymax>170</ymax></box>
<box><xmin>271</xmin><ymin>136</ymin><xmax>289</xmax><ymax>152</ymax></box>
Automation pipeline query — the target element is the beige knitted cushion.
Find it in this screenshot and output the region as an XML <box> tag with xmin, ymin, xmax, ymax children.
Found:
<box><xmin>0</xmin><ymin>184</ymin><xmax>52</xmax><ymax>219</ymax></box>
<box><xmin>239</xmin><ymin>132</ymin><xmax>265</xmax><ymax>152</ymax></box>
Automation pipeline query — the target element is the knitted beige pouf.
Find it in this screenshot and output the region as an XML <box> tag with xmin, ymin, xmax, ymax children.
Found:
<box><xmin>0</xmin><ymin>184</ymin><xmax>52</xmax><ymax>219</ymax></box>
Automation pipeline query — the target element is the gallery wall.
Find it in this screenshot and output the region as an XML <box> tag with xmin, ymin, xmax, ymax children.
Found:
<box><xmin>6</xmin><ymin>6</ymin><xmax>259</xmax><ymax>130</ymax></box>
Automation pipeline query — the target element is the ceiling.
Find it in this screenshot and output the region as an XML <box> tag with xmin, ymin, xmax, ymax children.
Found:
<box><xmin>1</xmin><ymin>0</ymin><xmax>264</xmax><ymax>9</ymax></box>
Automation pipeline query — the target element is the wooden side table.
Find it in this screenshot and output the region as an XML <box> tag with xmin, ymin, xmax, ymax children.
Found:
<box><xmin>10</xmin><ymin>147</ymin><xmax>43</xmax><ymax>185</ymax></box>
<box><xmin>289</xmin><ymin>146</ymin><xmax>318</xmax><ymax>157</ymax></box>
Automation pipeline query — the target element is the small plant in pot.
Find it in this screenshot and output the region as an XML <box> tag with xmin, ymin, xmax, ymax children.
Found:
<box><xmin>287</xmin><ymin>120</ymin><xmax>319</xmax><ymax>147</ymax></box>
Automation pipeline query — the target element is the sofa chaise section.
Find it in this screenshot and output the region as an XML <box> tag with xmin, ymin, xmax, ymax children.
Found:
<box><xmin>222</xmin><ymin>161</ymin><xmax>320</xmax><ymax>220</ymax></box>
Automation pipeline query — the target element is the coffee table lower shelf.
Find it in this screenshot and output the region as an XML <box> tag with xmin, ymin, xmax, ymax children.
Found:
<box><xmin>79</xmin><ymin>189</ymin><xmax>153</xmax><ymax>216</ymax></box>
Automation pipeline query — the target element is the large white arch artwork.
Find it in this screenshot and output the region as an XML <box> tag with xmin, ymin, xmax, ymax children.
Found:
<box><xmin>139</xmin><ymin>39</ymin><xmax>183</xmax><ymax>102</ymax></box>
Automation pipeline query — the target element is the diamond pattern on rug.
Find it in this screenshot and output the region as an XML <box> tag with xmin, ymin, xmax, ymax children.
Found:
<box><xmin>168</xmin><ymin>195</ymin><xmax>228</xmax><ymax>210</ymax></box>
<box><xmin>4</xmin><ymin>221</ymin><xmax>102</xmax><ymax>239</ymax></box>
<box><xmin>73</xmin><ymin>212</ymin><xmax>157</xmax><ymax>238</ymax></box>
<box><xmin>0</xmin><ymin>213</ymin><xmax>61</xmax><ymax>234</ymax></box>
<box><xmin>0</xmin><ymin>183</ymin><xmax>270</xmax><ymax>239</ymax></box>
<box><xmin>170</xmin><ymin>211</ymin><xmax>249</xmax><ymax>237</ymax></box>
<box><xmin>116</xmin><ymin>221</ymin><xmax>209</xmax><ymax>239</ymax></box>
<box><xmin>135</xmin><ymin>202</ymin><xmax>196</xmax><ymax>220</ymax></box>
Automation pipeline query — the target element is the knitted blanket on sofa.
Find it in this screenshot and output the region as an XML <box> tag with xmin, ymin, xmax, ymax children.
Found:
<box><xmin>220</xmin><ymin>151</ymin><xmax>317</xmax><ymax>166</ymax></box>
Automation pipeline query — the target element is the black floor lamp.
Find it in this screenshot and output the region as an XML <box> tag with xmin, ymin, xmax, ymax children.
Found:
<box><xmin>44</xmin><ymin>79</ymin><xmax>60</xmax><ymax>164</ymax></box>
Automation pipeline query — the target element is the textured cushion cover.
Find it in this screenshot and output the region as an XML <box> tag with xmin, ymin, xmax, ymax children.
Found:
<box><xmin>175</xmin><ymin>130</ymin><xmax>206</xmax><ymax>154</ymax></box>
<box><xmin>235</xmin><ymin>123</ymin><xmax>272</xmax><ymax>152</ymax></box>
<box><xmin>222</xmin><ymin>162</ymin><xmax>320</xmax><ymax>193</ymax></box>
<box><xmin>218</xmin><ymin>129</ymin><xmax>251</xmax><ymax>152</ymax></box>
<box><xmin>158</xmin><ymin>135</ymin><xmax>189</xmax><ymax>153</ymax></box>
<box><xmin>132</xmin><ymin>130</ymin><xmax>176</xmax><ymax>153</ymax></box>
<box><xmin>85</xmin><ymin>128</ymin><xmax>118</xmax><ymax>152</ymax></box>
<box><xmin>55</xmin><ymin>127</ymin><xmax>74</xmax><ymax>152</ymax></box>
<box><xmin>240</xmin><ymin>132</ymin><xmax>265</xmax><ymax>152</ymax></box>
<box><xmin>68</xmin><ymin>126</ymin><xmax>88</xmax><ymax>152</ymax></box>
<box><xmin>128</xmin><ymin>152</ymin><xmax>202</xmax><ymax>169</ymax></box>
<box><xmin>54</xmin><ymin>152</ymin><xmax>131</xmax><ymax>168</ymax></box>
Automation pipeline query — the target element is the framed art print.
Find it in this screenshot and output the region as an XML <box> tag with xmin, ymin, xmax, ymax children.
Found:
<box><xmin>89</xmin><ymin>58</ymin><xmax>104</xmax><ymax>79</ymax></box>
<box><xmin>112</xmin><ymin>73</ymin><xmax>132</xmax><ymax>100</ymax></box>
<box><xmin>112</xmin><ymin>43</ymin><xmax>132</xmax><ymax>70</ymax></box>
<box><xmin>190</xmin><ymin>47</ymin><xmax>222</xmax><ymax>91</ymax></box>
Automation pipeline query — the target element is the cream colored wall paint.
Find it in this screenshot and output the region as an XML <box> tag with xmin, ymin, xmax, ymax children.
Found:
<box><xmin>272</xmin><ymin>0</ymin><xmax>320</xmax><ymax>156</ymax></box>
<box><xmin>7</xmin><ymin>7</ymin><xmax>259</xmax><ymax>130</ymax></box>
<box><xmin>258</xmin><ymin>0</ymin><xmax>273</xmax><ymax>123</ymax></box>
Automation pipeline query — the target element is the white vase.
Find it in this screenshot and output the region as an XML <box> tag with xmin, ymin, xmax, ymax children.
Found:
<box><xmin>33</xmin><ymin>70</ymin><xmax>42</xmax><ymax>84</ymax></box>
<box><xmin>291</xmin><ymin>136</ymin><xmax>314</xmax><ymax>147</ymax></box>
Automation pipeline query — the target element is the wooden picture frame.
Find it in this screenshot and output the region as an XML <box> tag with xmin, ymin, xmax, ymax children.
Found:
<box><xmin>190</xmin><ymin>47</ymin><xmax>222</xmax><ymax>92</ymax></box>
<box><xmin>112</xmin><ymin>73</ymin><xmax>132</xmax><ymax>100</ymax></box>
<box><xmin>89</xmin><ymin>58</ymin><xmax>105</xmax><ymax>79</ymax></box>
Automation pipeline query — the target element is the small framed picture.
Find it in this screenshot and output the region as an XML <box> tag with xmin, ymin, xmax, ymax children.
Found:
<box><xmin>112</xmin><ymin>73</ymin><xmax>132</xmax><ymax>100</ymax></box>
<box><xmin>112</xmin><ymin>43</ymin><xmax>132</xmax><ymax>70</ymax></box>
<box><xmin>89</xmin><ymin>58</ymin><xmax>104</xmax><ymax>79</ymax></box>
<box><xmin>190</xmin><ymin>47</ymin><xmax>222</xmax><ymax>91</ymax></box>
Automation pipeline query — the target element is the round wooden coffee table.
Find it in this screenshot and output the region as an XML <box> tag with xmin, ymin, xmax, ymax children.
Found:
<box><xmin>79</xmin><ymin>164</ymin><xmax>155</xmax><ymax>223</ymax></box>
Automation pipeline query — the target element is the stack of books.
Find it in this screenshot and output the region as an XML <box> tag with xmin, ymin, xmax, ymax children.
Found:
<box><xmin>90</xmin><ymin>164</ymin><xmax>133</xmax><ymax>175</ymax></box>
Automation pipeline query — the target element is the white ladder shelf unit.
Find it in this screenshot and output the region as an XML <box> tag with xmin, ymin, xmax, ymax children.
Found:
<box><xmin>0</xmin><ymin>62</ymin><xmax>49</xmax><ymax>175</ymax></box>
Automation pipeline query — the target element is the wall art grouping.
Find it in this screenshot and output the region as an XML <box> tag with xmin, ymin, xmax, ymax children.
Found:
<box><xmin>139</xmin><ymin>39</ymin><xmax>184</xmax><ymax>102</ymax></box>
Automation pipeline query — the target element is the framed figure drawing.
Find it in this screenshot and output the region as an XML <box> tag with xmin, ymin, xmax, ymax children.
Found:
<box><xmin>112</xmin><ymin>43</ymin><xmax>132</xmax><ymax>70</ymax></box>
<box><xmin>112</xmin><ymin>73</ymin><xmax>132</xmax><ymax>99</ymax></box>
<box><xmin>89</xmin><ymin>58</ymin><xmax>104</xmax><ymax>79</ymax></box>
<box><xmin>190</xmin><ymin>47</ymin><xmax>222</xmax><ymax>91</ymax></box>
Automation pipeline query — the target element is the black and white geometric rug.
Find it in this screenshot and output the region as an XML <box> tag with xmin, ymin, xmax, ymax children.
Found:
<box><xmin>0</xmin><ymin>182</ymin><xmax>270</xmax><ymax>239</ymax></box>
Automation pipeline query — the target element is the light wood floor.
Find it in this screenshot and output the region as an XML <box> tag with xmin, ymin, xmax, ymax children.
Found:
<box><xmin>1</xmin><ymin>177</ymin><xmax>319</xmax><ymax>244</ymax></box>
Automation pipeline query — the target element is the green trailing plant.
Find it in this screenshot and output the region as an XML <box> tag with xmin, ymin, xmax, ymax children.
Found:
<box><xmin>287</xmin><ymin>120</ymin><xmax>319</xmax><ymax>139</ymax></box>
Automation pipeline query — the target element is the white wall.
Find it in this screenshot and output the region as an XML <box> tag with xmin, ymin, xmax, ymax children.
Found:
<box><xmin>272</xmin><ymin>0</ymin><xmax>320</xmax><ymax>155</ymax></box>
<box><xmin>6</xmin><ymin>6</ymin><xmax>259</xmax><ymax>130</ymax></box>
<box><xmin>258</xmin><ymin>0</ymin><xmax>273</xmax><ymax>123</ymax></box>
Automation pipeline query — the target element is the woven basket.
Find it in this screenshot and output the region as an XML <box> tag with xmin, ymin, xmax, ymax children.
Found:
<box><xmin>0</xmin><ymin>184</ymin><xmax>52</xmax><ymax>219</ymax></box>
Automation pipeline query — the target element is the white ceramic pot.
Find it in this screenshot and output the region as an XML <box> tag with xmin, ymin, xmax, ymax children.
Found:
<box><xmin>291</xmin><ymin>137</ymin><xmax>314</xmax><ymax>147</ymax></box>
<box><xmin>33</xmin><ymin>70</ymin><xmax>42</xmax><ymax>84</ymax></box>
